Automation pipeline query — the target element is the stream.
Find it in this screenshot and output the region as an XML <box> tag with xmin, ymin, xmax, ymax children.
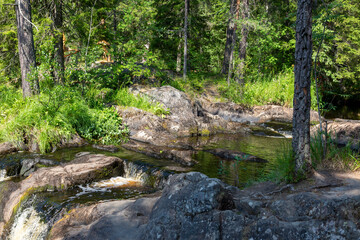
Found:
<box><xmin>0</xmin><ymin>121</ymin><xmax>292</xmax><ymax>240</ymax></box>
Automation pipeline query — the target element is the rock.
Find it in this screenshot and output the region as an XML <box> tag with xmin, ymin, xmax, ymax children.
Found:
<box><xmin>123</xmin><ymin>140</ymin><xmax>196</xmax><ymax>166</ymax></box>
<box><xmin>58</xmin><ymin>134</ymin><xmax>88</xmax><ymax>149</ymax></box>
<box><xmin>46</xmin><ymin>172</ymin><xmax>360</xmax><ymax>240</ymax></box>
<box><xmin>92</xmin><ymin>144</ymin><xmax>120</xmax><ymax>152</ymax></box>
<box><xmin>19</xmin><ymin>159</ymin><xmax>38</xmax><ymax>176</ymax></box>
<box><xmin>50</xmin><ymin>197</ymin><xmax>159</xmax><ymax>240</ymax></box>
<box><xmin>117</xmin><ymin>86</ymin><xmax>247</xmax><ymax>165</ymax></box>
<box><xmin>0</xmin><ymin>154</ymin><xmax>124</xmax><ymax>238</ymax></box>
<box><xmin>0</xmin><ymin>142</ymin><xmax>17</xmax><ymax>156</ymax></box>
<box><xmin>19</xmin><ymin>158</ymin><xmax>57</xmax><ymax>177</ymax></box>
<box><xmin>205</xmin><ymin>148</ymin><xmax>268</xmax><ymax>163</ymax></box>
<box><xmin>312</xmin><ymin>119</ymin><xmax>360</xmax><ymax>151</ymax></box>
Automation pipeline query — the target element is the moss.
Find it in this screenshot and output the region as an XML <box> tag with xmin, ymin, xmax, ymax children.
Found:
<box><xmin>200</xmin><ymin>129</ymin><xmax>211</xmax><ymax>136</ymax></box>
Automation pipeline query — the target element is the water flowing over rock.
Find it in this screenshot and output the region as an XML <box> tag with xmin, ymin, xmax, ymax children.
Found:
<box><xmin>48</xmin><ymin>171</ymin><xmax>360</xmax><ymax>240</ymax></box>
<box><xmin>0</xmin><ymin>154</ymin><xmax>124</xmax><ymax>237</ymax></box>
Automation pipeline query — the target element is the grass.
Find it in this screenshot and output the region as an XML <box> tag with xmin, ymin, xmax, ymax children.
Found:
<box><xmin>311</xmin><ymin>130</ymin><xmax>360</xmax><ymax>171</ymax></box>
<box><xmin>254</xmin><ymin>131</ymin><xmax>360</xmax><ymax>184</ymax></box>
<box><xmin>112</xmin><ymin>88</ymin><xmax>170</xmax><ymax>116</ymax></box>
<box><xmin>168</xmin><ymin>69</ymin><xmax>318</xmax><ymax>110</ymax></box>
<box><xmin>0</xmin><ymin>85</ymin><xmax>129</xmax><ymax>153</ymax></box>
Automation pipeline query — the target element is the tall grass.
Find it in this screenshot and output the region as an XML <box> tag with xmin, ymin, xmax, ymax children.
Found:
<box><xmin>311</xmin><ymin>130</ymin><xmax>360</xmax><ymax>171</ymax></box>
<box><xmin>260</xmin><ymin>143</ymin><xmax>297</xmax><ymax>183</ymax></box>
<box><xmin>0</xmin><ymin>85</ymin><xmax>129</xmax><ymax>153</ymax></box>
<box><xmin>169</xmin><ymin>69</ymin><xmax>317</xmax><ymax>110</ymax></box>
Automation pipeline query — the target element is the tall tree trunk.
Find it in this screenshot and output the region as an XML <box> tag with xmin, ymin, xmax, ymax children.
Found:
<box><xmin>183</xmin><ymin>0</ymin><xmax>189</xmax><ymax>80</ymax></box>
<box><xmin>292</xmin><ymin>0</ymin><xmax>313</xmax><ymax>177</ymax></box>
<box><xmin>221</xmin><ymin>0</ymin><xmax>237</xmax><ymax>74</ymax></box>
<box><xmin>176</xmin><ymin>37</ymin><xmax>182</xmax><ymax>72</ymax></box>
<box><xmin>15</xmin><ymin>0</ymin><xmax>38</xmax><ymax>97</ymax></box>
<box><xmin>52</xmin><ymin>0</ymin><xmax>65</xmax><ymax>84</ymax></box>
<box><xmin>235</xmin><ymin>0</ymin><xmax>249</xmax><ymax>84</ymax></box>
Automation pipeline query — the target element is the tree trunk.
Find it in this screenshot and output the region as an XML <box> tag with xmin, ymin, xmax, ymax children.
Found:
<box><xmin>221</xmin><ymin>0</ymin><xmax>237</xmax><ymax>74</ymax></box>
<box><xmin>292</xmin><ymin>0</ymin><xmax>313</xmax><ymax>177</ymax></box>
<box><xmin>52</xmin><ymin>0</ymin><xmax>65</xmax><ymax>84</ymax></box>
<box><xmin>183</xmin><ymin>0</ymin><xmax>189</xmax><ymax>80</ymax></box>
<box><xmin>235</xmin><ymin>0</ymin><xmax>249</xmax><ymax>84</ymax></box>
<box><xmin>15</xmin><ymin>0</ymin><xmax>38</xmax><ymax>97</ymax></box>
<box><xmin>176</xmin><ymin>37</ymin><xmax>182</xmax><ymax>72</ymax></box>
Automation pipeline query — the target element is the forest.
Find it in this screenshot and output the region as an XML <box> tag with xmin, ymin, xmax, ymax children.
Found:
<box><xmin>0</xmin><ymin>0</ymin><xmax>359</xmax><ymax>173</ymax></box>
<box><xmin>1</xmin><ymin>1</ymin><xmax>360</xmax><ymax>239</ymax></box>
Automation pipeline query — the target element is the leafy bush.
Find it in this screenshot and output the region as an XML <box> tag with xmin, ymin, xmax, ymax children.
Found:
<box><xmin>0</xmin><ymin>86</ymin><xmax>129</xmax><ymax>153</ymax></box>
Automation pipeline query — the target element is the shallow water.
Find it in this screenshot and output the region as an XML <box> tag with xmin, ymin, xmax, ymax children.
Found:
<box><xmin>2</xmin><ymin>123</ymin><xmax>293</xmax><ymax>239</ymax></box>
<box><xmin>191</xmin><ymin>133</ymin><xmax>291</xmax><ymax>187</ymax></box>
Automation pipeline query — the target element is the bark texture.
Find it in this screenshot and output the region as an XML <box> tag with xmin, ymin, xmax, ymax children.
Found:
<box><xmin>52</xmin><ymin>0</ymin><xmax>65</xmax><ymax>84</ymax></box>
<box><xmin>235</xmin><ymin>0</ymin><xmax>249</xmax><ymax>84</ymax></box>
<box><xmin>183</xmin><ymin>0</ymin><xmax>189</xmax><ymax>80</ymax></box>
<box><xmin>221</xmin><ymin>0</ymin><xmax>237</xmax><ymax>74</ymax></box>
<box><xmin>15</xmin><ymin>0</ymin><xmax>38</xmax><ymax>97</ymax></box>
<box><xmin>292</xmin><ymin>0</ymin><xmax>312</xmax><ymax>176</ymax></box>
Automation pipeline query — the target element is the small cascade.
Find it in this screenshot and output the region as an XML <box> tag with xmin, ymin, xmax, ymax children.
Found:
<box><xmin>0</xmin><ymin>169</ymin><xmax>8</xmax><ymax>182</ymax></box>
<box><xmin>8</xmin><ymin>196</ymin><xmax>49</xmax><ymax>240</ymax></box>
<box><xmin>123</xmin><ymin>161</ymin><xmax>148</xmax><ymax>182</ymax></box>
<box><xmin>93</xmin><ymin>176</ymin><xmax>143</xmax><ymax>188</ymax></box>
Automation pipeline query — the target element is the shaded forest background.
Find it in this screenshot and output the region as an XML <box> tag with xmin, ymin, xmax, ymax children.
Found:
<box><xmin>0</xmin><ymin>0</ymin><xmax>359</xmax><ymax>105</ymax></box>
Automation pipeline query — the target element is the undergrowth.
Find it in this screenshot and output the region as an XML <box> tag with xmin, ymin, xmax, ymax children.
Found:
<box><xmin>113</xmin><ymin>88</ymin><xmax>170</xmax><ymax>116</ymax></box>
<box><xmin>169</xmin><ymin>69</ymin><xmax>318</xmax><ymax>110</ymax></box>
<box><xmin>311</xmin><ymin>130</ymin><xmax>360</xmax><ymax>171</ymax></box>
<box><xmin>0</xmin><ymin>85</ymin><xmax>129</xmax><ymax>153</ymax></box>
<box><xmin>253</xmin><ymin>131</ymin><xmax>360</xmax><ymax>184</ymax></box>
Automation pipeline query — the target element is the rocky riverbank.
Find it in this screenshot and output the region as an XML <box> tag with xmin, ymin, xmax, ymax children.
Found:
<box><xmin>49</xmin><ymin>171</ymin><xmax>360</xmax><ymax>240</ymax></box>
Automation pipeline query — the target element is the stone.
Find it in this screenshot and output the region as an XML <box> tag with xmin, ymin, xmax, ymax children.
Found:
<box><xmin>0</xmin><ymin>142</ymin><xmax>17</xmax><ymax>156</ymax></box>
<box><xmin>205</xmin><ymin>148</ymin><xmax>268</xmax><ymax>163</ymax></box>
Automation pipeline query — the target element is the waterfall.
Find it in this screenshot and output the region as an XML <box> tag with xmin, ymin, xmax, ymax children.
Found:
<box><xmin>0</xmin><ymin>169</ymin><xmax>7</xmax><ymax>182</ymax></box>
<box><xmin>8</xmin><ymin>196</ymin><xmax>48</xmax><ymax>240</ymax></box>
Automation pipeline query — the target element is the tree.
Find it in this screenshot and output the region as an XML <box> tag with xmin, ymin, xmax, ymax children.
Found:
<box><xmin>51</xmin><ymin>0</ymin><xmax>65</xmax><ymax>84</ymax></box>
<box><xmin>292</xmin><ymin>0</ymin><xmax>312</xmax><ymax>176</ymax></box>
<box><xmin>221</xmin><ymin>0</ymin><xmax>237</xmax><ymax>75</ymax></box>
<box><xmin>235</xmin><ymin>0</ymin><xmax>249</xmax><ymax>84</ymax></box>
<box><xmin>183</xmin><ymin>0</ymin><xmax>189</xmax><ymax>80</ymax></box>
<box><xmin>15</xmin><ymin>0</ymin><xmax>39</xmax><ymax>97</ymax></box>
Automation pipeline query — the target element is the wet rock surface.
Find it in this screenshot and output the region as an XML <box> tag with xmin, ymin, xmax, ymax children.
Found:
<box><xmin>118</xmin><ymin>85</ymin><xmax>311</xmax><ymax>165</ymax></box>
<box><xmin>0</xmin><ymin>154</ymin><xmax>124</xmax><ymax>237</ymax></box>
<box><xmin>49</xmin><ymin>171</ymin><xmax>360</xmax><ymax>240</ymax></box>
<box><xmin>205</xmin><ymin>148</ymin><xmax>268</xmax><ymax>163</ymax></box>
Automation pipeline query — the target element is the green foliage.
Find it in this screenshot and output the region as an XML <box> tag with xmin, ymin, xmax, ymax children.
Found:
<box><xmin>311</xmin><ymin>130</ymin><xmax>360</xmax><ymax>171</ymax></box>
<box><xmin>262</xmin><ymin>143</ymin><xmax>296</xmax><ymax>183</ymax></box>
<box><xmin>0</xmin><ymin>86</ymin><xmax>129</xmax><ymax>153</ymax></box>
<box><xmin>78</xmin><ymin>107</ymin><xmax>129</xmax><ymax>145</ymax></box>
<box><xmin>113</xmin><ymin>88</ymin><xmax>170</xmax><ymax>116</ymax></box>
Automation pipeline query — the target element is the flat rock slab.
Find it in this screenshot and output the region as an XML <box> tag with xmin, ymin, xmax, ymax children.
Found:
<box><xmin>0</xmin><ymin>154</ymin><xmax>124</xmax><ymax>238</ymax></box>
<box><xmin>123</xmin><ymin>140</ymin><xmax>196</xmax><ymax>166</ymax></box>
